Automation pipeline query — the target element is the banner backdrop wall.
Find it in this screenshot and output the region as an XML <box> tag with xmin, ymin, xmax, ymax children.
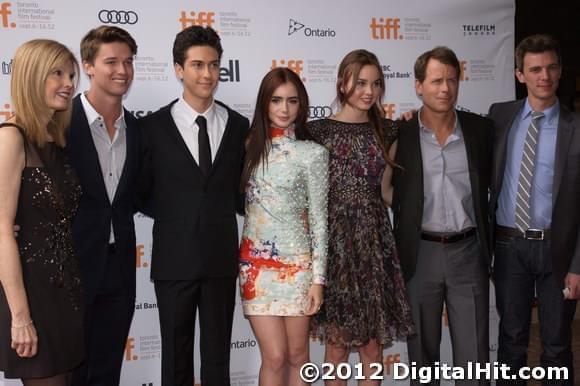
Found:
<box><xmin>0</xmin><ymin>0</ymin><xmax>514</xmax><ymax>384</ymax></box>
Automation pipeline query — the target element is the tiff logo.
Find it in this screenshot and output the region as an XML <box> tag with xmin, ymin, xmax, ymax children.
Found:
<box><xmin>179</xmin><ymin>11</ymin><xmax>215</xmax><ymax>29</ymax></box>
<box><xmin>271</xmin><ymin>59</ymin><xmax>304</xmax><ymax>78</ymax></box>
<box><xmin>0</xmin><ymin>103</ymin><xmax>12</xmax><ymax>121</ymax></box>
<box><xmin>2</xmin><ymin>59</ymin><xmax>12</xmax><ymax>74</ymax></box>
<box><xmin>0</xmin><ymin>2</ymin><xmax>16</xmax><ymax>28</ymax></box>
<box><xmin>370</xmin><ymin>17</ymin><xmax>402</xmax><ymax>40</ymax></box>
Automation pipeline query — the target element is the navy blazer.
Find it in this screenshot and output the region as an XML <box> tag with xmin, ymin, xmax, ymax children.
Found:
<box><xmin>489</xmin><ymin>100</ymin><xmax>580</xmax><ymax>285</ymax></box>
<box><xmin>67</xmin><ymin>94</ymin><xmax>140</xmax><ymax>302</ymax></box>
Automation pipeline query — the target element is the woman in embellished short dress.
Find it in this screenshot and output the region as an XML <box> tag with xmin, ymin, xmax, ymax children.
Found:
<box><xmin>308</xmin><ymin>49</ymin><xmax>414</xmax><ymax>385</ymax></box>
<box><xmin>0</xmin><ymin>40</ymin><xmax>84</xmax><ymax>386</ymax></box>
<box><xmin>239</xmin><ymin>67</ymin><xmax>329</xmax><ymax>385</ymax></box>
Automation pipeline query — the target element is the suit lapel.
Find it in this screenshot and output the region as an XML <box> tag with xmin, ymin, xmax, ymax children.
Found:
<box><xmin>209</xmin><ymin>110</ymin><xmax>233</xmax><ymax>176</ymax></box>
<box><xmin>459</xmin><ymin>113</ymin><xmax>481</xmax><ymax>209</ymax></box>
<box><xmin>112</xmin><ymin>109</ymin><xmax>135</xmax><ymax>204</ymax></box>
<box><xmin>552</xmin><ymin>107</ymin><xmax>574</xmax><ymax>204</ymax></box>
<box><xmin>495</xmin><ymin>100</ymin><xmax>525</xmax><ymax>196</ymax></box>
<box><xmin>71</xmin><ymin>96</ymin><xmax>110</xmax><ymax>203</ymax></box>
<box><xmin>162</xmin><ymin>104</ymin><xmax>204</xmax><ymax>175</ymax></box>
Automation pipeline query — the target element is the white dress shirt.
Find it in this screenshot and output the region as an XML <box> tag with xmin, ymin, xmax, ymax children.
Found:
<box><xmin>170</xmin><ymin>97</ymin><xmax>228</xmax><ymax>163</ymax></box>
<box><xmin>80</xmin><ymin>92</ymin><xmax>127</xmax><ymax>243</ymax></box>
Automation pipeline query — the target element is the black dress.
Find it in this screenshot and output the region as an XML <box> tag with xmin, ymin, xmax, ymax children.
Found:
<box><xmin>307</xmin><ymin>118</ymin><xmax>414</xmax><ymax>348</ymax></box>
<box><xmin>0</xmin><ymin>123</ymin><xmax>84</xmax><ymax>378</ymax></box>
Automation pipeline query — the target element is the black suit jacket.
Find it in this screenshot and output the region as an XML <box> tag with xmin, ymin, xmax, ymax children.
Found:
<box><xmin>392</xmin><ymin>110</ymin><xmax>493</xmax><ymax>281</ymax></box>
<box><xmin>138</xmin><ymin>99</ymin><xmax>249</xmax><ymax>280</ymax></box>
<box><xmin>67</xmin><ymin>94</ymin><xmax>140</xmax><ymax>302</ymax></box>
<box><xmin>489</xmin><ymin>99</ymin><xmax>580</xmax><ymax>284</ymax></box>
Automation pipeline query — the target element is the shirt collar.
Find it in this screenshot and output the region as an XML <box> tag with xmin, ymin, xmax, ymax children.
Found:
<box><xmin>176</xmin><ymin>96</ymin><xmax>217</xmax><ymax>127</ymax></box>
<box><xmin>418</xmin><ymin>107</ymin><xmax>461</xmax><ymax>139</ymax></box>
<box><xmin>80</xmin><ymin>92</ymin><xmax>126</xmax><ymax>128</ymax></box>
<box><xmin>522</xmin><ymin>98</ymin><xmax>559</xmax><ymax>124</ymax></box>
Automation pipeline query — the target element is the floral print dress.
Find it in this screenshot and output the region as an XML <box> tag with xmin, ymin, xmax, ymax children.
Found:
<box><xmin>308</xmin><ymin>118</ymin><xmax>414</xmax><ymax>348</ymax></box>
<box><xmin>239</xmin><ymin>129</ymin><xmax>329</xmax><ymax>316</ymax></box>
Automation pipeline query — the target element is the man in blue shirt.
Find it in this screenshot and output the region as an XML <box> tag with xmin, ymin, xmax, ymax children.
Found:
<box><xmin>489</xmin><ymin>34</ymin><xmax>580</xmax><ymax>385</ymax></box>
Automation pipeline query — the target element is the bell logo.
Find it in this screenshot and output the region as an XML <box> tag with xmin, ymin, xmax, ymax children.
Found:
<box><xmin>370</xmin><ymin>17</ymin><xmax>402</xmax><ymax>40</ymax></box>
<box><xmin>271</xmin><ymin>59</ymin><xmax>305</xmax><ymax>81</ymax></box>
<box><xmin>125</xmin><ymin>337</ymin><xmax>138</xmax><ymax>361</ymax></box>
<box><xmin>219</xmin><ymin>59</ymin><xmax>240</xmax><ymax>82</ymax></box>
<box><xmin>0</xmin><ymin>103</ymin><xmax>12</xmax><ymax>122</ymax></box>
<box><xmin>0</xmin><ymin>2</ymin><xmax>15</xmax><ymax>28</ymax></box>
<box><xmin>460</xmin><ymin>60</ymin><xmax>469</xmax><ymax>81</ymax></box>
<box><xmin>179</xmin><ymin>11</ymin><xmax>215</xmax><ymax>29</ymax></box>
<box><xmin>136</xmin><ymin>244</ymin><xmax>148</xmax><ymax>268</ymax></box>
<box><xmin>384</xmin><ymin>353</ymin><xmax>400</xmax><ymax>375</ymax></box>
<box><xmin>382</xmin><ymin>103</ymin><xmax>396</xmax><ymax>120</ymax></box>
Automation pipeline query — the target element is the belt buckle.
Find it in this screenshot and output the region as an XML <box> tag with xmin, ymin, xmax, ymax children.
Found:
<box><xmin>524</xmin><ymin>228</ymin><xmax>544</xmax><ymax>240</ymax></box>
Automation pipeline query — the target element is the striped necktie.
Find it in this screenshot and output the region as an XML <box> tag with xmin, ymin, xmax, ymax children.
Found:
<box><xmin>515</xmin><ymin>111</ymin><xmax>545</xmax><ymax>232</ymax></box>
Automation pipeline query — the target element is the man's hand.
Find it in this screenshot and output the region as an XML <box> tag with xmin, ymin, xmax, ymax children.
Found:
<box><xmin>397</xmin><ymin>110</ymin><xmax>416</xmax><ymax>121</ymax></box>
<box><xmin>563</xmin><ymin>272</ymin><xmax>580</xmax><ymax>299</ymax></box>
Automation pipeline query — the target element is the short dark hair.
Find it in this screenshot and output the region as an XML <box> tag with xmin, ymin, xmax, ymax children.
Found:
<box><xmin>414</xmin><ymin>46</ymin><xmax>460</xmax><ymax>83</ymax></box>
<box><xmin>80</xmin><ymin>26</ymin><xmax>137</xmax><ymax>64</ymax></box>
<box><xmin>515</xmin><ymin>34</ymin><xmax>561</xmax><ymax>72</ymax></box>
<box><xmin>173</xmin><ymin>26</ymin><xmax>223</xmax><ymax>66</ymax></box>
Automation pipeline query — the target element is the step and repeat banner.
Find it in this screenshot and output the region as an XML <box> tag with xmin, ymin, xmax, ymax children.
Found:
<box><xmin>0</xmin><ymin>0</ymin><xmax>515</xmax><ymax>384</ymax></box>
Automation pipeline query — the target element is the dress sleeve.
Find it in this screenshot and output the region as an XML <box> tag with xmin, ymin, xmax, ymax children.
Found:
<box><xmin>383</xmin><ymin>118</ymin><xmax>399</xmax><ymax>149</ymax></box>
<box><xmin>306</xmin><ymin>145</ymin><xmax>329</xmax><ymax>285</ymax></box>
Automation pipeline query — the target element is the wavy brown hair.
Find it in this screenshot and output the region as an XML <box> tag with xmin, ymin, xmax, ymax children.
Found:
<box><xmin>335</xmin><ymin>49</ymin><xmax>393</xmax><ymax>165</ymax></box>
<box><xmin>240</xmin><ymin>67</ymin><xmax>310</xmax><ymax>191</ymax></box>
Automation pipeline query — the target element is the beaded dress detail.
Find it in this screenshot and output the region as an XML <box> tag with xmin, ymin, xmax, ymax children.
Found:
<box><xmin>0</xmin><ymin>123</ymin><xmax>84</xmax><ymax>378</ymax></box>
<box><xmin>239</xmin><ymin>128</ymin><xmax>329</xmax><ymax>316</ymax></box>
<box><xmin>307</xmin><ymin>118</ymin><xmax>414</xmax><ymax>348</ymax></box>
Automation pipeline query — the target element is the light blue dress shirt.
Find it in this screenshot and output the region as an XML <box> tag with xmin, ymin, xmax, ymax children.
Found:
<box><xmin>496</xmin><ymin>99</ymin><xmax>559</xmax><ymax>229</ymax></box>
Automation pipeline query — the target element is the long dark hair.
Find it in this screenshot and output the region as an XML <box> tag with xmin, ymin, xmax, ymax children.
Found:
<box><xmin>335</xmin><ymin>49</ymin><xmax>393</xmax><ymax>165</ymax></box>
<box><xmin>240</xmin><ymin>67</ymin><xmax>310</xmax><ymax>191</ymax></box>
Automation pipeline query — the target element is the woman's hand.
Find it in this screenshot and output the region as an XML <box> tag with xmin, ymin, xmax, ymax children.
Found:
<box><xmin>11</xmin><ymin>320</ymin><xmax>38</xmax><ymax>358</ymax></box>
<box><xmin>304</xmin><ymin>283</ymin><xmax>324</xmax><ymax>316</ymax></box>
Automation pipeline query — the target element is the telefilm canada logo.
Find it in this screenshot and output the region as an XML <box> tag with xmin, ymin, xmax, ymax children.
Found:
<box><xmin>462</xmin><ymin>24</ymin><xmax>496</xmax><ymax>36</ymax></box>
<box><xmin>288</xmin><ymin>18</ymin><xmax>336</xmax><ymax>38</ymax></box>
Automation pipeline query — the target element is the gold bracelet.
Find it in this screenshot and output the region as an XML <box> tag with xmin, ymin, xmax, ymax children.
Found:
<box><xmin>11</xmin><ymin>320</ymin><xmax>33</xmax><ymax>329</ymax></box>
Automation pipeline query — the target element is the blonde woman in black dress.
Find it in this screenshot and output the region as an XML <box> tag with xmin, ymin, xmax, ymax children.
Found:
<box><xmin>0</xmin><ymin>40</ymin><xmax>83</xmax><ymax>386</ymax></box>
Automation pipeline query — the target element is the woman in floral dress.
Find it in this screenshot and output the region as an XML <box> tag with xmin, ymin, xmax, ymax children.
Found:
<box><xmin>239</xmin><ymin>67</ymin><xmax>329</xmax><ymax>385</ymax></box>
<box><xmin>308</xmin><ymin>49</ymin><xmax>414</xmax><ymax>386</ymax></box>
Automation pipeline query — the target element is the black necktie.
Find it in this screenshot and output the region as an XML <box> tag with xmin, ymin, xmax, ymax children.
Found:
<box><xmin>196</xmin><ymin>115</ymin><xmax>211</xmax><ymax>175</ymax></box>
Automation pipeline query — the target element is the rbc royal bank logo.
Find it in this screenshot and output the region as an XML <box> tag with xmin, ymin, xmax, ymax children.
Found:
<box><xmin>179</xmin><ymin>10</ymin><xmax>215</xmax><ymax>29</ymax></box>
<box><xmin>0</xmin><ymin>2</ymin><xmax>15</xmax><ymax>28</ymax></box>
<box><xmin>370</xmin><ymin>17</ymin><xmax>402</xmax><ymax>40</ymax></box>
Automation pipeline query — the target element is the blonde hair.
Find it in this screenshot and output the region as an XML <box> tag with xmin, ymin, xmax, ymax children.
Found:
<box><xmin>10</xmin><ymin>39</ymin><xmax>79</xmax><ymax>147</ymax></box>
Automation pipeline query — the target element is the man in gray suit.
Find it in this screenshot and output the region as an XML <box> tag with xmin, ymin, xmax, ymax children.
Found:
<box><xmin>392</xmin><ymin>46</ymin><xmax>493</xmax><ymax>385</ymax></box>
<box><xmin>489</xmin><ymin>34</ymin><xmax>580</xmax><ymax>385</ymax></box>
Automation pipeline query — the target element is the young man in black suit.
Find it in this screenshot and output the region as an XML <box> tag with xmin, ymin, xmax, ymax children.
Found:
<box><xmin>392</xmin><ymin>46</ymin><xmax>493</xmax><ymax>384</ymax></box>
<box><xmin>489</xmin><ymin>34</ymin><xmax>580</xmax><ymax>385</ymax></box>
<box><xmin>67</xmin><ymin>26</ymin><xmax>140</xmax><ymax>386</ymax></box>
<box><xmin>138</xmin><ymin>26</ymin><xmax>249</xmax><ymax>386</ymax></box>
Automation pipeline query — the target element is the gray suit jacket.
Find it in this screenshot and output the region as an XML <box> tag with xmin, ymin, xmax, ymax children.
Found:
<box><xmin>489</xmin><ymin>99</ymin><xmax>580</xmax><ymax>285</ymax></box>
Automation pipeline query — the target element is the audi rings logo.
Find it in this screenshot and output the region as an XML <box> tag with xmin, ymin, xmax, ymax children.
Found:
<box><xmin>309</xmin><ymin>106</ymin><xmax>333</xmax><ymax>119</ymax></box>
<box><xmin>98</xmin><ymin>9</ymin><xmax>138</xmax><ymax>25</ymax></box>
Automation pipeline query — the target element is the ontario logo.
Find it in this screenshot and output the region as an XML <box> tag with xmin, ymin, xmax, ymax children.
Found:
<box><xmin>288</xmin><ymin>18</ymin><xmax>336</xmax><ymax>38</ymax></box>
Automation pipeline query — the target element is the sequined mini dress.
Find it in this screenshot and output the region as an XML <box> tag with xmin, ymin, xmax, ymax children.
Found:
<box><xmin>0</xmin><ymin>124</ymin><xmax>84</xmax><ymax>378</ymax></box>
<box><xmin>307</xmin><ymin>119</ymin><xmax>414</xmax><ymax>348</ymax></box>
<box><xmin>239</xmin><ymin>129</ymin><xmax>329</xmax><ymax>316</ymax></box>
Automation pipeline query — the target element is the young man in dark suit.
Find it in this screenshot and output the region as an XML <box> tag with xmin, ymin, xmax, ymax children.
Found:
<box><xmin>67</xmin><ymin>26</ymin><xmax>139</xmax><ymax>386</ymax></box>
<box><xmin>489</xmin><ymin>34</ymin><xmax>580</xmax><ymax>385</ymax></box>
<box><xmin>392</xmin><ymin>46</ymin><xmax>493</xmax><ymax>384</ymax></box>
<box><xmin>138</xmin><ymin>26</ymin><xmax>249</xmax><ymax>386</ymax></box>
